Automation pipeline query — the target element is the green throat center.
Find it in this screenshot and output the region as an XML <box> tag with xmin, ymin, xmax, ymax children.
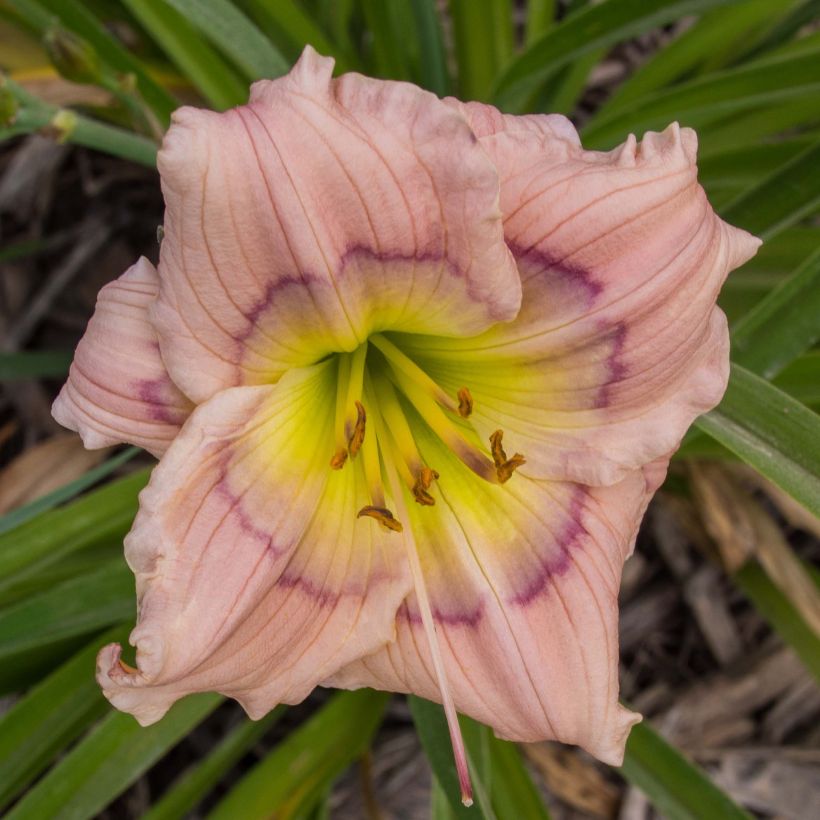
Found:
<box><xmin>329</xmin><ymin>334</ymin><xmax>525</xmax><ymax>532</ymax></box>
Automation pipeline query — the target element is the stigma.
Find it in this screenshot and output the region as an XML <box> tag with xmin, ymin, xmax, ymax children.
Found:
<box><xmin>328</xmin><ymin>336</ymin><xmax>526</xmax><ymax>529</ymax></box>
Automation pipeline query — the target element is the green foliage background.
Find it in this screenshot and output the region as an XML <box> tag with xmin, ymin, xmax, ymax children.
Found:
<box><xmin>1</xmin><ymin>1</ymin><xmax>819</xmax><ymax>817</ymax></box>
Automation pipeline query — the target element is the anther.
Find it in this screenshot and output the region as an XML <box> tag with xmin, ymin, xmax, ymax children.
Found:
<box><xmin>118</xmin><ymin>658</ymin><xmax>138</xmax><ymax>674</ymax></box>
<box><xmin>457</xmin><ymin>387</ymin><xmax>473</xmax><ymax>418</ymax></box>
<box><xmin>489</xmin><ymin>430</ymin><xmax>526</xmax><ymax>483</ymax></box>
<box><xmin>330</xmin><ymin>447</ymin><xmax>348</xmax><ymax>470</ymax></box>
<box><xmin>412</xmin><ymin>466</ymin><xmax>440</xmax><ymax>506</ymax></box>
<box><xmin>357</xmin><ymin>505</ymin><xmax>403</xmax><ymax>532</ymax></box>
<box><xmin>348</xmin><ymin>400</ymin><xmax>366</xmax><ymax>458</ymax></box>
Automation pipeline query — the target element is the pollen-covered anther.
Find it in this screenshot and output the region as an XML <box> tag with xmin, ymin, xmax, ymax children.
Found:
<box><xmin>457</xmin><ymin>387</ymin><xmax>473</xmax><ymax>418</ymax></box>
<box><xmin>357</xmin><ymin>505</ymin><xmax>404</xmax><ymax>533</ymax></box>
<box><xmin>489</xmin><ymin>429</ymin><xmax>526</xmax><ymax>483</ymax></box>
<box><xmin>330</xmin><ymin>447</ymin><xmax>348</xmax><ymax>470</ymax></box>
<box><xmin>347</xmin><ymin>400</ymin><xmax>366</xmax><ymax>458</ymax></box>
<box><xmin>412</xmin><ymin>466</ymin><xmax>440</xmax><ymax>506</ymax></box>
<box><xmin>118</xmin><ymin>658</ymin><xmax>138</xmax><ymax>675</ymax></box>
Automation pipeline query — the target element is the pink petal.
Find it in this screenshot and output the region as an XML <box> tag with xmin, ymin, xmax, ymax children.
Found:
<box><xmin>52</xmin><ymin>258</ymin><xmax>192</xmax><ymax>458</ymax></box>
<box><xmin>97</xmin><ymin>361</ymin><xmax>411</xmax><ymax>725</ymax></box>
<box><xmin>152</xmin><ymin>46</ymin><xmax>519</xmax><ymax>403</ymax></box>
<box><xmin>399</xmin><ymin>117</ymin><xmax>760</xmax><ymax>485</ymax></box>
<box><xmin>330</xmin><ymin>430</ymin><xmax>670</xmax><ymax>764</ymax></box>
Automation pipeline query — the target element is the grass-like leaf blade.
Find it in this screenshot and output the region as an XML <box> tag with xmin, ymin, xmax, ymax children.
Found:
<box><xmin>731</xmin><ymin>246</ymin><xmax>820</xmax><ymax>378</ymax></box>
<box><xmin>0</xmin><ymin>623</ymin><xmax>130</xmax><ymax>812</ymax></box>
<box><xmin>410</xmin><ymin>0</ymin><xmax>450</xmax><ymax>96</ymax></box>
<box><xmin>162</xmin><ymin>0</ymin><xmax>288</xmax><ymax>82</ymax></box>
<box><xmin>122</xmin><ymin>0</ymin><xmax>248</xmax><ymax>110</ymax></box>
<box><xmin>719</xmin><ymin>139</ymin><xmax>820</xmax><ymax>241</ymax></box>
<box><xmin>5</xmin><ymin>694</ymin><xmax>220</xmax><ymax>820</ymax></box>
<box><xmin>696</xmin><ymin>365</ymin><xmax>820</xmax><ymax>518</ymax></box>
<box><xmin>208</xmin><ymin>689</ymin><xmax>389</xmax><ymax>819</ymax></box>
<box><xmin>493</xmin><ymin>0</ymin><xmax>745</xmax><ymax>109</ymax></box>
<box><xmin>0</xmin><ymin>349</ymin><xmax>72</xmax><ymax>380</ymax></box>
<box><xmin>143</xmin><ymin>708</ymin><xmax>285</xmax><ymax>820</ymax></box>
<box><xmin>582</xmin><ymin>49</ymin><xmax>820</xmax><ymax>148</ymax></box>
<box><xmin>735</xmin><ymin>561</ymin><xmax>820</xmax><ymax>684</ymax></box>
<box><xmin>0</xmin><ymin>560</ymin><xmax>133</xmax><ymax>690</ymax></box>
<box><xmin>621</xmin><ymin>721</ymin><xmax>753</xmax><ymax>820</ymax></box>
<box><xmin>0</xmin><ymin>447</ymin><xmax>139</xmax><ymax>537</ymax></box>
<box><xmin>0</xmin><ymin>468</ymin><xmax>147</xmax><ymax>600</ymax></box>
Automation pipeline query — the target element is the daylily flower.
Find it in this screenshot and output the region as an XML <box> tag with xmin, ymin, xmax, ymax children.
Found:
<box><xmin>54</xmin><ymin>47</ymin><xmax>759</xmax><ymax>803</ymax></box>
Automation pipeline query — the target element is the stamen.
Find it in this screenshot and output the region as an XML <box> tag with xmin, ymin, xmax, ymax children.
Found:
<box><xmin>412</xmin><ymin>466</ymin><xmax>439</xmax><ymax>506</ymax></box>
<box><xmin>357</xmin><ymin>505</ymin><xmax>403</xmax><ymax>532</ymax></box>
<box><xmin>381</xmin><ymin>458</ymin><xmax>473</xmax><ymax>806</ymax></box>
<box><xmin>348</xmin><ymin>400</ymin><xmax>366</xmax><ymax>458</ymax></box>
<box><xmin>361</xmin><ymin>382</ymin><xmax>386</xmax><ymax>509</ymax></box>
<box><xmin>371</xmin><ymin>334</ymin><xmax>458</xmax><ymax>413</ymax></box>
<box><xmin>330</xmin><ymin>448</ymin><xmax>348</xmax><ymax>470</ymax></box>
<box><xmin>457</xmin><ymin>387</ymin><xmax>473</xmax><ymax>418</ymax></box>
<box><xmin>386</xmin><ymin>365</ymin><xmax>497</xmax><ymax>483</ymax></box>
<box><xmin>489</xmin><ymin>430</ymin><xmax>526</xmax><ymax>483</ymax></box>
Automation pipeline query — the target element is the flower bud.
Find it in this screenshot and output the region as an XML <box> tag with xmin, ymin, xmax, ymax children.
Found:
<box><xmin>44</xmin><ymin>27</ymin><xmax>102</xmax><ymax>85</ymax></box>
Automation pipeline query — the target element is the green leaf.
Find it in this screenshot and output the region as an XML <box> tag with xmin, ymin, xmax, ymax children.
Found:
<box><xmin>162</xmin><ymin>0</ymin><xmax>288</xmax><ymax>82</ymax></box>
<box><xmin>0</xmin><ymin>468</ymin><xmax>147</xmax><ymax>601</ymax></box>
<box><xmin>143</xmin><ymin>708</ymin><xmax>285</xmax><ymax>820</ymax></box>
<box><xmin>486</xmin><ymin>737</ymin><xmax>552</xmax><ymax>820</ymax></box>
<box><xmin>450</xmin><ymin>0</ymin><xmax>513</xmax><ymax>101</ymax></box>
<box><xmin>0</xmin><ymin>349</ymin><xmax>72</xmax><ymax>380</ymax></box>
<box><xmin>621</xmin><ymin>720</ymin><xmax>753</xmax><ymax>820</ymax></box>
<box><xmin>744</xmin><ymin>0</ymin><xmax>820</xmax><ymax>58</ymax></box>
<box><xmin>525</xmin><ymin>0</ymin><xmax>555</xmax><ymax>45</ymax></box>
<box><xmin>121</xmin><ymin>0</ymin><xmax>247</xmax><ymax>110</ymax></box>
<box><xmin>719</xmin><ymin>139</ymin><xmax>820</xmax><ymax>242</ymax></box>
<box><xmin>431</xmin><ymin>777</ymin><xmax>457</xmax><ymax>819</ymax></box>
<box><xmin>698</xmin><ymin>138</ymin><xmax>812</xmax><ymax>189</ymax></box>
<box><xmin>774</xmin><ymin>352</ymin><xmax>820</xmax><ymax>407</ymax></box>
<box><xmin>494</xmin><ymin>0</ymin><xmax>746</xmax><ymax>110</ymax></box>
<box><xmin>243</xmin><ymin>0</ymin><xmax>347</xmax><ymax>69</ymax></box>
<box><xmin>731</xmin><ymin>246</ymin><xmax>820</xmax><ymax>378</ymax></box>
<box><xmin>0</xmin><ymin>447</ymin><xmax>139</xmax><ymax>537</ymax></box>
<box><xmin>0</xmin><ymin>560</ymin><xmax>133</xmax><ymax>690</ymax></box>
<box><xmin>6</xmin><ymin>694</ymin><xmax>220</xmax><ymax>820</ymax></box>
<box><xmin>597</xmin><ymin>0</ymin><xmax>798</xmax><ymax>117</ymax></box>
<box><xmin>209</xmin><ymin>690</ymin><xmax>389</xmax><ymax>819</ymax></box>
<box><xmin>359</xmin><ymin>0</ymin><xmax>410</xmax><ymax>80</ymax></box>
<box><xmin>695</xmin><ymin>365</ymin><xmax>820</xmax><ymax>518</ymax></box>
<box><xmin>734</xmin><ymin>561</ymin><xmax>820</xmax><ymax>684</ymax></box>
<box><xmin>582</xmin><ymin>49</ymin><xmax>820</xmax><ymax>148</ymax></box>
<box><xmin>410</xmin><ymin>0</ymin><xmax>450</xmax><ymax>96</ymax></box>
<box><xmin>0</xmin><ymin>623</ymin><xmax>130</xmax><ymax>812</ymax></box>
<box><xmin>698</xmin><ymin>97</ymin><xmax>820</xmax><ymax>155</ymax></box>
<box><xmin>740</xmin><ymin>226</ymin><xmax>820</xmax><ymax>277</ymax></box>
